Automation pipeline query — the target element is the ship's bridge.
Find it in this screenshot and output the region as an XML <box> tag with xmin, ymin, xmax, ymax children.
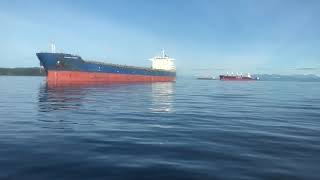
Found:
<box><xmin>149</xmin><ymin>50</ymin><xmax>176</xmax><ymax>71</ymax></box>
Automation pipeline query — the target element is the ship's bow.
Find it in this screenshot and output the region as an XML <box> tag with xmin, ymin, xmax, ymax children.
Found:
<box><xmin>36</xmin><ymin>53</ymin><xmax>61</xmax><ymax>71</ymax></box>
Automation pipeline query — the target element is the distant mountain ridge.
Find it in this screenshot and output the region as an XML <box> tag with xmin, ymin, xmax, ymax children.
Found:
<box><xmin>254</xmin><ymin>74</ymin><xmax>320</xmax><ymax>82</ymax></box>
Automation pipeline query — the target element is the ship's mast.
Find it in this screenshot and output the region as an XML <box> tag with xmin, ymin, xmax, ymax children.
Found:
<box><xmin>50</xmin><ymin>41</ymin><xmax>56</xmax><ymax>53</ymax></box>
<box><xmin>162</xmin><ymin>48</ymin><xmax>165</xmax><ymax>58</ymax></box>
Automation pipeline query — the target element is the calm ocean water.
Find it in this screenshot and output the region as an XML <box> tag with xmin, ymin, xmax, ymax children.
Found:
<box><xmin>0</xmin><ymin>76</ymin><xmax>319</xmax><ymax>180</ymax></box>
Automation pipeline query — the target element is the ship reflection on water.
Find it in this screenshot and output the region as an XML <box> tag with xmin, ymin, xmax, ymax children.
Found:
<box><xmin>149</xmin><ymin>82</ymin><xmax>174</xmax><ymax>113</ymax></box>
<box><xmin>38</xmin><ymin>83</ymin><xmax>87</xmax><ymax>112</ymax></box>
<box><xmin>38</xmin><ymin>82</ymin><xmax>175</xmax><ymax>113</ymax></box>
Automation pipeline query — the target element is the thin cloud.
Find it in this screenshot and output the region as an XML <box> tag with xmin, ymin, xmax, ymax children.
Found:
<box><xmin>192</xmin><ymin>68</ymin><xmax>226</xmax><ymax>71</ymax></box>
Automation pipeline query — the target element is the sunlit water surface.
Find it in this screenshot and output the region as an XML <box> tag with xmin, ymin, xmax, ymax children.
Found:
<box><xmin>0</xmin><ymin>76</ymin><xmax>320</xmax><ymax>179</ymax></box>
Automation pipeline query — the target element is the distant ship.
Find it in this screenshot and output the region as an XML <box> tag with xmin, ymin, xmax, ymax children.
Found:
<box><xmin>196</xmin><ymin>76</ymin><xmax>216</xmax><ymax>80</ymax></box>
<box><xmin>219</xmin><ymin>73</ymin><xmax>259</xmax><ymax>81</ymax></box>
<box><xmin>37</xmin><ymin>43</ymin><xmax>176</xmax><ymax>83</ymax></box>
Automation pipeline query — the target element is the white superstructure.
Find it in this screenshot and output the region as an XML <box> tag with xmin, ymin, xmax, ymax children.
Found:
<box><xmin>149</xmin><ymin>49</ymin><xmax>176</xmax><ymax>71</ymax></box>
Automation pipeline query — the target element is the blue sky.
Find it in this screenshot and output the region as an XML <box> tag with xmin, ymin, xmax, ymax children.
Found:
<box><xmin>1</xmin><ymin>0</ymin><xmax>319</xmax><ymax>75</ymax></box>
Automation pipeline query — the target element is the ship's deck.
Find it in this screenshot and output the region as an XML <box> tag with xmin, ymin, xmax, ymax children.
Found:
<box><xmin>86</xmin><ymin>60</ymin><xmax>176</xmax><ymax>73</ymax></box>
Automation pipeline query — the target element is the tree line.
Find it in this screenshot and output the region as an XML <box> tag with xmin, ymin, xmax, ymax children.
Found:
<box><xmin>0</xmin><ymin>67</ymin><xmax>46</xmax><ymax>76</ymax></box>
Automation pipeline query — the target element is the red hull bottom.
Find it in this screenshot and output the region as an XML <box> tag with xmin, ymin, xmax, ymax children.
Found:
<box><xmin>47</xmin><ymin>71</ymin><xmax>176</xmax><ymax>84</ymax></box>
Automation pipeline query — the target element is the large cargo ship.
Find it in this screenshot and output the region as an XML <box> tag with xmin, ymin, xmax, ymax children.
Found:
<box><xmin>220</xmin><ymin>73</ymin><xmax>259</xmax><ymax>81</ymax></box>
<box><xmin>37</xmin><ymin>43</ymin><xmax>176</xmax><ymax>83</ymax></box>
